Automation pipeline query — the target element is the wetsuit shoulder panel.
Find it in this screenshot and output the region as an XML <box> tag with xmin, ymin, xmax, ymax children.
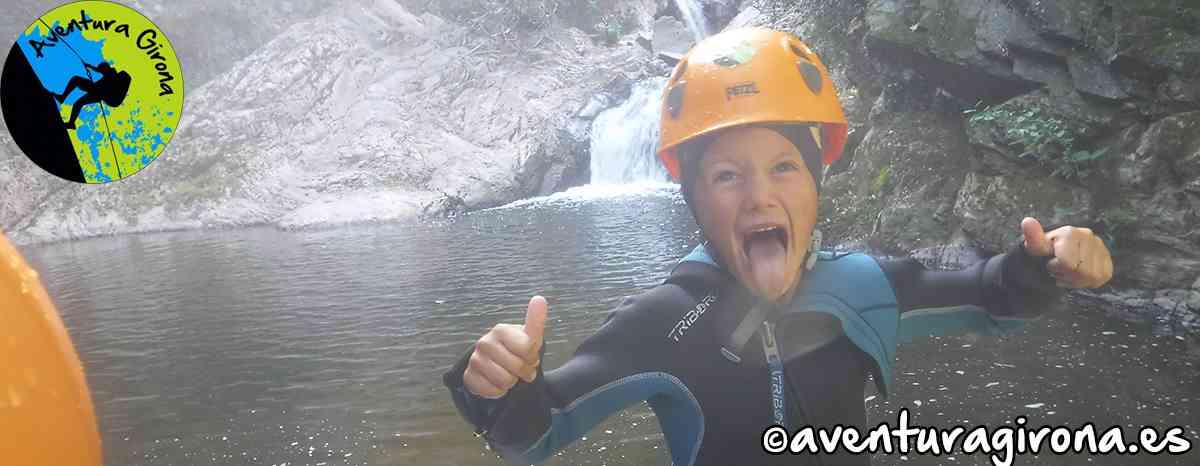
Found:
<box><xmin>795</xmin><ymin>251</ymin><xmax>900</xmax><ymax>396</ymax></box>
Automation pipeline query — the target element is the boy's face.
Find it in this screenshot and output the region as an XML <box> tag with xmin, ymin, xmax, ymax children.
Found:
<box><xmin>690</xmin><ymin>126</ymin><xmax>819</xmax><ymax>303</ymax></box>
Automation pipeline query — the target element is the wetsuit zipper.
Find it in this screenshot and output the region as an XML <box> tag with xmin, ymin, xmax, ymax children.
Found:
<box><xmin>763</xmin><ymin>320</ymin><xmax>824</xmax><ymax>466</ymax></box>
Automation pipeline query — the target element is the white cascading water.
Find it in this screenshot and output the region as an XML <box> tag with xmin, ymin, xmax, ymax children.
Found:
<box><xmin>589</xmin><ymin>77</ymin><xmax>671</xmax><ymax>185</ymax></box>
<box><xmin>673</xmin><ymin>0</ymin><xmax>709</xmax><ymax>42</ymax></box>
<box><xmin>586</xmin><ymin>0</ymin><xmax>709</xmax><ymax>186</ymax></box>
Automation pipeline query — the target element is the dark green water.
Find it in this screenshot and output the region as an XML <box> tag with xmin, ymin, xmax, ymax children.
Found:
<box><xmin>19</xmin><ymin>186</ymin><xmax>1200</xmax><ymax>466</ymax></box>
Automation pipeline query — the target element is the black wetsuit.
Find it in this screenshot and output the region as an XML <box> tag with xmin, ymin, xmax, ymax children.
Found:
<box><xmin>443</xmin><ymin>241</ymin><xmax>1063</xmax><ymax>466</ymax></box>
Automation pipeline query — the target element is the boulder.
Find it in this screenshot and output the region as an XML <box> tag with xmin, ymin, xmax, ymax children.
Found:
<box><xmin>652</xmin><ymin>15</ymin><xmax>694</xmax><ymax>58</ymax></box>
<box><xmin>1068</xmin><ymin>54</ymin><xmax>1130</xmax><ymax>101</ymax></box>
<box><xmin>723</xmin><ymin>5</ymin><xmax>764</xmax><ymax>31</ymax></box>
<box><xmin>864</xmin><ymin>0</ymin><xmax>1041</xmax><ymax>104</ymax></box>
<box><xmin>1007</xmin><ymin>0</ymin><xmax>1095</xmax><ymax>43</ymax></box>
<box><xmin>1012</xmin><ymin>54</ymin><xmax>1072</xmax><ymax>89</ymax></box>
<box><xmin>825</xmin><ymin>81</ymin><xmax>974</xmax><ymax>253</ymax></box>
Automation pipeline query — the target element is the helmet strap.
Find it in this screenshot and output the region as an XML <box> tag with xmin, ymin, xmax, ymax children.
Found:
<box><xmin>805</xmin><ymin>228</ymin><xmax>822</xmax><ymax>271</ymax></box>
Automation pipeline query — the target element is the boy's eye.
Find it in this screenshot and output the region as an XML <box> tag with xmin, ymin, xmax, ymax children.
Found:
<box><xmin>713</xmin><ymin>170</ymin><xmax>737</xmax><ymax>184</ymax></box>
<box><xmin>773</xmin><ymin>161</ymin><xmax>800</xmax><ymax>173</ymax></box>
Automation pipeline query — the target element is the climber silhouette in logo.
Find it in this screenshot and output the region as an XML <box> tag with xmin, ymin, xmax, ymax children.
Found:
<box><xmin>53</xmin><ymin>61</ymin><xmax>131</xmax><ymax>130</ymax></box>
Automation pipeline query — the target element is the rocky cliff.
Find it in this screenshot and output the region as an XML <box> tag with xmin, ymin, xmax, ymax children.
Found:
<box><xmin>734</xmin><ymin>0</ymin><xmax>1198</xmax><ymax>326</ymax></box>
<box><xmin>1</xmin><ymin>0</ymin><xmax>661</xmax><ymax>243</ymax></box>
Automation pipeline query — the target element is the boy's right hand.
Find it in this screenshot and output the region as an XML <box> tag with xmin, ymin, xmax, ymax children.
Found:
<box><xmin>463</xmin><ymin>296</ymin><xmax>548</xmax><ymax>399</ymax></box>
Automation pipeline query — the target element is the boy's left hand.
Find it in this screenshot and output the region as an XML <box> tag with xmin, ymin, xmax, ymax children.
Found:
<box><xmin>1021</xmin><ymin>217</ymin><xmax>1114</xmax><ymax>289</ymax></box>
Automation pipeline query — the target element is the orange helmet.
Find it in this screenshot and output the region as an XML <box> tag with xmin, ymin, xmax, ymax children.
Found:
<box><xmin>657</xmin><ymin>27</ymin><xmax>849</xmax><ymax>180</ymax></box>
<box><xmin>0</xmin><ymin>230</ymin><xmax>103</xmax><ymax>466</ymax></box>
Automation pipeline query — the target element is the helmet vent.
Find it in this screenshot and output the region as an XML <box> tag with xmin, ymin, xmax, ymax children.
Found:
<box><xmin>798</xmin><ymin>61</ymin><xmax>823</xmax><ymax>95</ymax></box>
<box><xmin>670</xmin><ymin>59</ymin><xmax>689</xmax><ymax>85</ymax></box>
<box><xmin>667</xmin><ymin>81</ymin><xmax>687</xmax><ymax>119</ymax></box>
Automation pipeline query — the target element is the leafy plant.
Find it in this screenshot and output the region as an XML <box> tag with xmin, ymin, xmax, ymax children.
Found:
<box><xmin>965</xmin><ymin>103</ymin><xmax>1111</xmax><ymax>181</ymax></box>
<box><xmin>872</xmin><ymin>165</ymin><xmax>892</xmax><ymax>194</ymax></box>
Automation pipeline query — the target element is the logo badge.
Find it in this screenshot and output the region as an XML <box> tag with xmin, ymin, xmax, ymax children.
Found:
<box><xmin>725</xmin><ymin>81</ymin><xmax>760</xmax><ymax>100</ymax></box>
<box><xmin>696</xmin><ymin>40</ymin><xmax>758</xmax><ymax>68</ymax></box>
<box><xmin>1</xmin><ymin>1</ymin><xmax>184</xmax><ymax>183</ymax></box>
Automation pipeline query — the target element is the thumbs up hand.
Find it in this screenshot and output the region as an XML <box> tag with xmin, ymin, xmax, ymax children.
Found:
<box><xmin>1021</xmin><ymin>217</ymin><xmax>1114</xmax><ymax>289</ymax></box>
<box><xmin>463</xmin><ymin>296</ymin><xmax>548</xmax><ymax>399</ymax></box>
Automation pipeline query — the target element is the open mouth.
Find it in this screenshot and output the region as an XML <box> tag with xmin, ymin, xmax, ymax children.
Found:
<box><xmin>741</xmin><ymin>224</ymin><xmax>789</xmax><ymax>259</ymax></box>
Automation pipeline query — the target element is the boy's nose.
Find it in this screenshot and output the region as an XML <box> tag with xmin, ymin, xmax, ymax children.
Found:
<box><xmin>744</xmin><ymin>174</ymin><xmax>776</xmax><ymax>210</ymax></box>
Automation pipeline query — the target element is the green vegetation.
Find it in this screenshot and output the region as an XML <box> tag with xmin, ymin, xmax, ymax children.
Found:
<box><xmin>965</xmin><ymin>103</ymin><xmax>1110</xmax><ymax>181</ymax></box>
<box><xmin>872</xmin><ymin>165</ymin><xmax>892</xmax><ymax>195</ymax></box>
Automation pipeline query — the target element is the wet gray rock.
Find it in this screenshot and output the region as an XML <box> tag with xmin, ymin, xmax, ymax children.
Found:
<box><xmin>953</xmin><ymin>172</ymin><xmax>1095</xmax><ymax>254</ymax></box>
<box><xmin>1012</xmin><ymin>54</ymin><xmax>1072</xmax><ymax>88</ymax></box>
<box><xmin>1117</xmin><ymin>113</ymin><xmax>1200</xmax><ymax>192</ymax></box>
<box><xmin>701</xmin><ymin>0</ymin><xmax>742</xmax><ymax>32</ymax></box>
<box><xmin>1117</xmin><ymin>186</ymin><xmax>1200</xmax><ymax>288</ymax></box>
<box><xmin>1147</xmin><ymin>112</ymin><xmax>1200</xmax><ymax>179</ymax></box>
<box><xmin>825</xmin><ymin>82</ymin><xmax>974</xmax><ymax>253</ymax></box>
<box><xmin>1102</xmin><ymin>6</ymin><xmax>1200</xmax><ymax>81</ymax></box>
<box><xmin>1159</xmin><ymin>73</ymin><xmax>1200</xmax><ymax>106</ymax></box>
<box><xmin>1113</xmin><ymin>124</ymin><xmax>1162</xmax><ymax>193</ymax></box>
<box><xmin>723</xmin><ymin>5</ymin><xmax>762</xmax><ymax>31</ymax></box>
<box><xmin>1077</xmin><ymin>287</ymin><xmax>1200</xmax><ymax>331</ymax></box>
<box><xmin>786</xmin><ymin>0</ymin><xmax>1200</xmax><ymax>324</ymax></box>
<box><xmin>1008</xmin><ymin>0</ymin><xmax>1093</xmax><ymax>43</ymax></box>
<box><xmin>974</xmin><ymin>1</ymin><xmax>1015</xmax><ymax>58</ymax></box>
<box><xmin>863</xmin><ymin>0</ymin><xmax>1041</xmax><ymax>104</ymax></box>
<box><xmin>1067</xmin><ymin>55</ymin><xmax>1130</xmax><ymax>101</ymax></box>
<box><xmin>652</xmin><ymin>15</ymin><xmax>693</xmax><ymax>59</ymax></box>
<box><xmin>995</xmin><ymin>5</ymin><xmax>1066</xmax><ymax>60</ymax></box>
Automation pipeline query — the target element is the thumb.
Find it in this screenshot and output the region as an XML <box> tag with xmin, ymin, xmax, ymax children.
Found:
<box><xmin>1021</xmin><ymin>217</ymin><xmax>1053</xmax><ymax>257</ymax></box>
<box><xmin>523</xmin><ymin>296</ymin><xmax>549</xmax><ymax>353</ymax></box>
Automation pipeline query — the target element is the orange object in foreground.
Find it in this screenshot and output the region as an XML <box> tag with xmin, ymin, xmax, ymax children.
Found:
<box><xmin>0</xmin><ymin>231</ymin><xmax>103</xmax><ymax>466</ymax></box>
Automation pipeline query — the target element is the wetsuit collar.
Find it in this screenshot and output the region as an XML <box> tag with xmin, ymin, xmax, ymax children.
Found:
<box><xmin>681</xmin><ymin>243</ymin><xmax>719</xmax><ymax>268</ymax></box>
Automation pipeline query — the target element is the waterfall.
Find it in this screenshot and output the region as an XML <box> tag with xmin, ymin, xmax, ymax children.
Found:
<box><xmin>674</xmin><ymin>0</ymin><xmax>709</xmax><ymax>43</ymax></box>
<box><xmin>585</xmin><ymin>0</ymin><xmax>709</xmax><ymax>186</ymax></box>
<box><xmin>589</xmin><ymin>77</ymin><xmax>671</xmax><ymax>185</ymax></box>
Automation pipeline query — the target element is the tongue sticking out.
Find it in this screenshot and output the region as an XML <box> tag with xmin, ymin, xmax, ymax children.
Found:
<box><xmin>745</xmin><ymin>231</ymin><xmax>789</xmax><ymax>297</ymax></box>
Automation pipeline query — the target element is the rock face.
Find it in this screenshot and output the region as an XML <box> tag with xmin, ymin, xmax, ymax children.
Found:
<box><xmin>750</xmin><ymin>0</ymin><xmax>1200</xmax><ymax>327</ymax></box>
<box><xmin>3</xmin><ymin>0</ymin><xmax>336</xmax><ymax>90</ymax></box>
<box><xmin>652</xmin><ymin>15</ymin><xmax>693</xmax><ymax>59</ymax></box>
<box><xmin>701</xmin><ymin>0</ymin><xmax>744</xmax><ymax>32</ymax></box>
<box><xmin>0</xmin><ymin>0</ymin><xmax>657</xmax><ymax>243</ymax></box>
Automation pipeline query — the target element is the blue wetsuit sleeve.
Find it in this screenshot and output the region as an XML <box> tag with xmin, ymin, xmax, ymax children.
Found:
<box><xmin>443</xmin><ymin>292</ymin><xmax>686</xmax><ymax>465</ymax></box>
<box><xmin>877</xmin><ymin>240</ymin><xmax>1065</xmax><ymax>340</ymax></box>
